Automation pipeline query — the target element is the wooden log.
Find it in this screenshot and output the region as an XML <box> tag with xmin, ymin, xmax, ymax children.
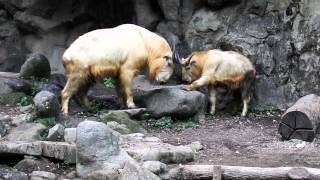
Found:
<box><xmin>164</xmin><ymin>165</ymin><xmax>320</xmax><ymax>180</ymax></box>
<box><xmin>278</xmin><ymin>94</ymin><xmax>320</xmax><ymax>142</ymax></box>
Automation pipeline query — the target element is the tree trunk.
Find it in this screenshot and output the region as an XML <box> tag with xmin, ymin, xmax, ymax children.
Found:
<box><xmin>165</xmin><ymin>165</ymin><xmax>320</xmax><ymax>180</ymax></box>
<box><xmin>278</xmin><ymin>94</ymin><xmax>320</xmax><ymax>142</ymax></box>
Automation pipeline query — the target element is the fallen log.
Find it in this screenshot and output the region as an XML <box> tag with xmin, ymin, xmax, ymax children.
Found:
<box><xmin>164</xmin><ymin>165</ymin><xmax>320</xmax><ymax>180</ymax></box>
<box><xmin>278</xmin><ymin>94</ymin><xmax>320</xmax><ymax>142</ymax></box>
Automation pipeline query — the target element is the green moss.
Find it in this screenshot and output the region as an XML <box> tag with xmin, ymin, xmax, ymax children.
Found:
<box><xmin>99</xmin><ymin>111</ymin><xmax>143</xmax><ymax>133</ymax></box>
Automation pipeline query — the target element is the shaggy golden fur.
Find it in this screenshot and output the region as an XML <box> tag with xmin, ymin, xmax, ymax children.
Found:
<box><xmin>61</xmin><ymin>24</ymin><xmax>174</xmax><ymax>115</ymax></box>
<box><xmin>181</xmin><ymin>49</ymin><xmax>255</xmax><ymax>116</ymax></box>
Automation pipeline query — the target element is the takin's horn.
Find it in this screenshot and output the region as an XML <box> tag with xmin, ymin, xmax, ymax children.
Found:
<box><xmin>172</xmin><ymin>43</ymin><xmax>182</xmax><ymax>64</ymax></box>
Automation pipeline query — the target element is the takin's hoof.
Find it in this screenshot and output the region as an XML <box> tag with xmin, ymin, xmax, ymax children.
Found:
<box><xmin>127</xmin><ymin>103</ymin><xmax>136</xmax><ymax>109</ymax></box>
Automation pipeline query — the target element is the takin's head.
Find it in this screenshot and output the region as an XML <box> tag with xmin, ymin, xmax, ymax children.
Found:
<box><xmin>148</xmin><ymin>47</ymin><xmax>181</xmax><ymax>83</ymax></box>
<box><xmin>179</xmin><ymin>52</ymin><xmax>204</xmax><ymax>83</ymax></box>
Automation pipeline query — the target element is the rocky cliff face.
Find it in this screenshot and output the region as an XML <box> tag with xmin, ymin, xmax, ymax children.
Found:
<box><xmin>0</xmin><ymin>0</ymin><xmax>319</xmax><ymax>109</ymax></box>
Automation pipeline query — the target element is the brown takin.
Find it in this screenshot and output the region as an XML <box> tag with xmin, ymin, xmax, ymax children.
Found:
<box><xmin>61</xmin><ymin>24</ymin><xmax>176</xmax><ymax>115</ymax></box>
<box><xmin>180</xmin><ymin>49</ymin><xmax>255</xmax><ymax>116</ymax></box>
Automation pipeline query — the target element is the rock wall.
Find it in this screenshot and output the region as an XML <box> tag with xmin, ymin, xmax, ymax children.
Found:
<box><xmin>0</xmin><ymin>0</ymin><xmax>319</xmax><ymax>109</ymax></box>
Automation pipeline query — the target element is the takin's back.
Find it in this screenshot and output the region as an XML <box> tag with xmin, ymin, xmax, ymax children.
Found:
<box><xmin>204</xmin><ymin>50</ymin><xmax>254</xmax><ymax>80</ymax></box>
<box><xmin>63</xmin><ymin>24</ymin><xmax>158</xmax><ymax>68</ymax></box>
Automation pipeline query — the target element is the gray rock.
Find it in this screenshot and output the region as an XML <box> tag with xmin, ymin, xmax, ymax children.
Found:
<box><xmin>19</xmin><ymin>54</ymin><xmax>51</xmax><ymax>79</ymax></box>
<box><xmin>5</xmin><ymin>123</ymin><xmax>46</xmax><ymax>141</ymax></box>
<box><xmin>0</xmin><ymin>141</ymin><xmax>42</xmax><ymax>156</ymax></box>
<box><xmin>47</xmin><ymin>123</ymin><xmax>64</xmax><ymax>141</ymax></box>
<box><xmin>99</xmin><ymin>111</ymin><xmax>145</xmax><ymax>134</ymax></box>
<box><xmin>41</xmin><ymin>141</ymin><xmax>76</xmax><ymax>164</ymax></box>
<box><xmin>18</xmin><ymin>104</ymin><xmax>34</xmax><ymax>113</ymax></box>
<box><xmin>0</xmin><ymin>21</ymin><xmax>27</xmax><ymax>72</ymax></box>
<box><xmin>119</xmin><ymin>160</ymin><xmax>160</xmax><ymax>180</ymax></box>
<box><xmin>0</xmin><ymin>115</ymin><xmax>11</xmax><ymax>138</ymax></box>
<box><xmin>76</xmin><ymin>120</ymin><xmax>120</xmax><ymax>177</ymax></box>
<box><xmin>108</xmin><ymin>108</ymin><xmax>147</xmax><ymax>119</ymax></box>
<box><xmin>121</xmin><ymin>134</ymin><xmax>194</xmax><ymax>164</ymax></box>
<box><xmin>0</xmin><ymin>78</ymin><xmax>15</xmax><ymax>95</ymax></box>
<box><xmin>134</xmin><ymin>0</ymin><xmax>160</xmax><ymax>29</ymax></box>
<box><xmin>12</xmin><ymin>113</ymin><xmax>34</xmax><ymax>126</ymax></box>
<box><xmin>0</xmin><ymin>165</ymin><xmax>28</xmax><ymax>180</ymax></box>
<box><xmin>14</xmin><ymin>157</ymin><xmax>56</xmax><ymax>174</ymax></box>
<box><xmin>33</xmin><ymin>91</ymin><xmax>60</xmax><ymax>118</ymax></box>
<box><xmin>142</xmin><ymin>161</ymin><xmax>167</xmax><ymax>175</ymax></box>
<box><xmin>30</xmin><ymin>171</ymin><xmax>57</xmax><ymax>180</ymax></box>
<box><xmin>64</xmin><ymin>128</ymin><xmax>77</xmax><ymax>144</ymax></box>
<box><xmin>107</xmin><ymin>121</ymin><xmax>131</xmax><ymax>134</ymax></box>
<box><xmin>133</xmin><ymin>75</ymin><xmax>207</xmax><ymax>120</ymax></box>
<box><xmin>188</xmin><ymin>141</ymin><xmax>203</xmax><ymax>153</ymax></box>
<box><xmin>88</xmin><ymin>168</ymin><xmax>120</xmax><ymax>180</ymax></box>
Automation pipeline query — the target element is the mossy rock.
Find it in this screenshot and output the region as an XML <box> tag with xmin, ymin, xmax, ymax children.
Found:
<box><xmin>0</xmin><ymin>92</ymin><xmax>30</xmax><ymax>106</ymax></box>
<box><xmin>99</xmin><ymin>111</ymin><xmax>145</xmax><ymax>133</ymax></box>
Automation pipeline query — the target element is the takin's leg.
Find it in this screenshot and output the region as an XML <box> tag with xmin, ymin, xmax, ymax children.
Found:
<box><xmin>184</xmin><ymin>76</ymin><xmax>210</xmax><ymax>91</ymax></box>
<box><xmin>240</xmin><ymin>71</ymin><xmax>255</xmax><ymax>117</ymax></box>
<box><xmin>76</xmin><ymin>81</ymin><xmax>92</xmax><ymax>110</ymax></box>
<box><xmin>115</xmin><ymin>79</ymin><xmax>125</xmax><ymax>108</ymax></box>
<box><xmin>61</xmin><ymin>74</ymin><xmax>88</xmax><ymax>115</ymax></box>
<box><xmin>208</xmin><ymin>85</ymin><xmax>218</xmax><ymax>115</ymax></box>
<box><xmin>119</xmin><ymin>69</ymin><xmax>136</xmax><ymax>108</ymax></box>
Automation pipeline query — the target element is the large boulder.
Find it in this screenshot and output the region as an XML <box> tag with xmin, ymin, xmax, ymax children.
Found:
<box><xmin>33</xmin><ymin>90</ymin><xmax>60</xmax><ymax>117</ymax></box>
<box><xmin>4</xmin><ymin>123</ymin><xmax>46</xmax><ymax>141</ymax></box>
<box><xmin>133</xmin><ymin>75</ymin><xmax>207</xmax><ymax>120</ymax></box>
<box><xmin>76</xmin><ymin>120</ymin><xmax>159</xmax><ymax>179</ymax></box>
<box><xmin>19</xmin><ymin>54</ymin><xmax>51</xmax><ymax>79</ymax></box>
<box><xmin>99</xmin><ymin>111</ymin><xmax>145</xmax><ymax>134</ymax></box>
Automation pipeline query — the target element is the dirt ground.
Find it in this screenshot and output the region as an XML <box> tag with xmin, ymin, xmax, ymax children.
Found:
<box><xmin>146</xmin><ymin>112</ymin><xmax>320</xmax><ymax>168</ymax></box>
<box><xmin>2</xmin><ymin>101</ymin><xmax>320</xmax><ymax>169</ymax></box>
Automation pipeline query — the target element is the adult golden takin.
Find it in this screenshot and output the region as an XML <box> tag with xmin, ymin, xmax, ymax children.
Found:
<box><xmin>61</xmin><ymin>24</ymin><xmax>176</xmax><ymax>115</ymax></box>
<box><xmin>180</xmin><ymin>49</ymin><xmax>255</xmax><ymax>117</ymax></box>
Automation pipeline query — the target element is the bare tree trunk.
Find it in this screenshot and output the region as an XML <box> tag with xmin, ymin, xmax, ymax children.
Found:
<box><xmin>278</xmin><ymin>94</ymin><xmax>320</xmax><ymax>142</ymax></box>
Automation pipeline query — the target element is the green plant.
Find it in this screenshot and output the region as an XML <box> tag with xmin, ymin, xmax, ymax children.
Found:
<box><xmin>103</xmin><ymin>77</ymin><xmax>116</xmax><ymax>88</ymax></box>
<box><xmin>16</xmin><ymin>96</ymin><xmax>32</xmax><ymax>107</ymax></box>
<box><xmin>35</xmin><ymin>117</ymin><xmax>56</xmax><ymax>127</ymax></box>
<box><xmin>154</xmin><ymin>116</ymin><xmax>173</xmax><ymax>129</ymax></box>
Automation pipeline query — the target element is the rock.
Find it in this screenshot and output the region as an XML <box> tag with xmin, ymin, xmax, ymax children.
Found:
<box><xmin>99</xmin><ymin>111</ymin><xmax>145</xmax><ymax>134</ymax></box>
<box><xmin>133</xmin><ymin>75</ymin><xmax>207</xmax><ymax>120</ymax></box>
<box><xmin>0</xmin><ymin>141</ymin><xmax>42</xmax><ymax>156</ymax></box>
<box><xmin>47</xmin><ymin>123</ymin><xmax>64</xmax><ymax>141</ymax></box>
<box><xmin>0</xmin><ymin>115</ymin><xmax>11</xmax><ymax>138</ymax></box>
<box><xmin>14</xmin><ymin>157</ymin><xmax>56</xmax><ymax>173</ymax></box>
<box><xmin>33</xmin><ymin>91</ymin><xmax>60</xmax><ymax>118</ymax></box>
<box><xmin>0</xmin><ymin>21</ymin><xmax>27</xmax><ymax>72</ymax></box>
<box><xmin>121</xmin><ymin>134</ymin><xmax>194</xmax><ymax>164</ymax></box>
<box><xmin>30</xmin><ymin>171</ymin><xmax>57</xmax><ymax>180</ymax></box>
<box><xmin>88</xmin><ymin>168</ymin><xmax>120</xmax><ymax>180</ymax></box>
<box><xmin>41</xmin><ymin>141</ymin><xmax>76</xmax><ymax>164</ymax></box>
<box><xmin>107</xmin><ymin>121</ymin><xmax>131</xmax><ymax>134</ymax></box>
<box><xmin>12</xmin><ymin>113</ymin><xmax>34</xmax><ymax>126</ymax></box>
<box><xmin>76</xmin><ymin>120</ymin><xmax>120</xmax><ymax>177</ymax></box>
<box><xmin>142</xmin><ymin>161</ymin><xmax>167</xmax><ymax>175</ymax></box>
<box><xmin>5</xmin><ymin>123</ymin><xmax>46</xmax><ymax>141</ymax></box>
<box><xmin>133</xmin><ymin>0</ymin><xmax>161</xmax><ymax>29</ymax></box>
<box><xmin>108</xmin><ymin>108</ymin><xmax>147</xmax><ymax>119</ymax></box>
<box><xmin>120</xmin><ymin>160</ymin><xmax>161</xmax><ymax>180</ymax></box>
<box><xmin>0</xmin><ymin>78</ymin><xmax>32</xmax><ymax>96</ymax></box>
<box><xmin>188</xmin><ymin>141</ymin><xmax>203</xmax><ymax>153</ymax></box>
<box><xmin>17</xmin><ymin>104</ymin><xmax>34</xmax><ymax>113</ymax></box>
<box><xmin>19</xmin><ymin>54</ymin><xmax>51</xmax><ymax>79</ymax></box>
<box><xmin>0</xmin><ymin>165</ymin><xmax>28</xmax><ymax>180</ymax></box>
<box><xmin>64</xmin><ymin>128</ymin><xmax>77</xmax><ymax>144</ymax></box>
<box><xmin>157</xmin><ymin>0</ymin><xmax>180</xmax><ymax>21</ymax></box>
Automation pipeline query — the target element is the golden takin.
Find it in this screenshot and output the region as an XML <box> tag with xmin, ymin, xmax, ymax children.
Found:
<box><xmin>180</xmin><ymin>49</ymin><xmax>255</xmax><ymax>116</ymax></box>
<box><xmin>61</xmin><ymin>24</ymin><xmax>176</xmax><ymax>115</ymax></box>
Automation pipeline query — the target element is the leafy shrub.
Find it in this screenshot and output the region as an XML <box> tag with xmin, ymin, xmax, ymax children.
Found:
<box><xmin>103</xmin><ymin>77</ymin><xmax>116</xmax><ymax>88</ymax></box>
<box><xmin>35</xmin><ymin>117</ymin><xmax>56</xmax><ymax>127</ymax></box>
<box><xmin>16</xmin><ymin>96</ymin><xmax>32</xmax><ymax>107</ymax></box>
